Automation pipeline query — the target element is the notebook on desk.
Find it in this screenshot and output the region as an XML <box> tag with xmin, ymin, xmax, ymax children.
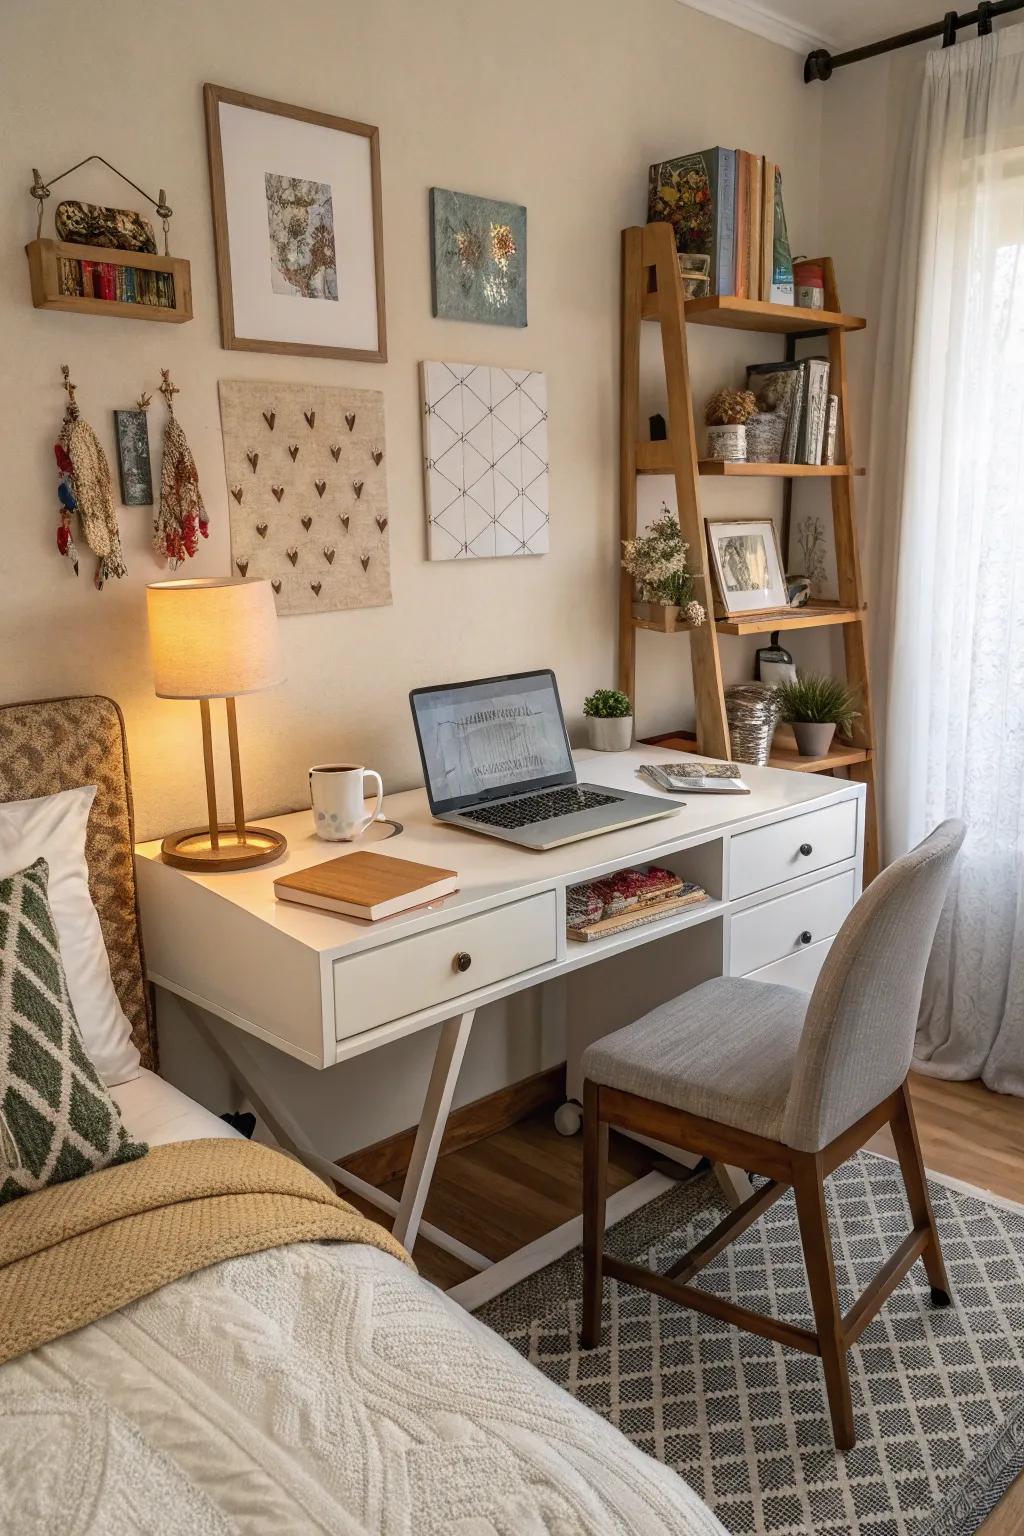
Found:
<box><xmin>275</xmin><ymin>851</ymin><xmax>458</xmax><ymax>921</ymax></box>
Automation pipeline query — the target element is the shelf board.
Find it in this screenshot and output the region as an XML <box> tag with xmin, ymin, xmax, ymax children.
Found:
<box><xmin>714</xmin><ymin>605</ymin><xmax>866</xmax><ymax>637</ymax></box>
<box><xmin>642</xmin><ymin>732</ymin><xmax>872</xmax><ymax>777</ymax></box>
<box><xmin>697</xmin><ymin>460</ymin><xmax>864</xmax><ymax>478</ymax></box>
<box><xmin>635</xmin><ymin>443</ymin><xmax>863</xmax><ymax>477</ymax></box>
<box><xmin>642</xmin><ymin>292</ymin><xmax>866</xmax><ymax>333</ymax></box>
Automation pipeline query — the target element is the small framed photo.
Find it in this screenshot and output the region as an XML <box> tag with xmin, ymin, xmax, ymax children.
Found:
<box><xmin>204</xmin><ymin>83</ymin><xmax>386</xmax><ymax>361</ymax></box>
<box><xmin>113</xmin><ymin>409</ymin><xmax>153</xmax><ymax>506</ymax></box>
<box><xmin>706</xmin><ymin>518</ymin><xmax>788</xmax><ymax>615</ymax></box>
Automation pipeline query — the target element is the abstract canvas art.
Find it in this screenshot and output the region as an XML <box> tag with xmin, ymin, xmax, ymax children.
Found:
<box><xmin>421</xmin><ymin>362</ymin><xmax>548</xmax><ymax>560</ymax></box>
<box><xmin>113</xmin><ymin>409</ymin><xmax>153</xmax><ymax>506</ymax></box>
<box><xmin>430</xmin><ymin>189</ymin><xmax>527</xmax><ymax>327</ymax></box>
<box><xmin>264</xmin><ymin>174</ymin><xmax>338</xmax><ymax>299</ymax></box>
<box><xmin>219</xmin><ymin>379</ymin><xmax>391</xmax><ymax>616</ymax></box>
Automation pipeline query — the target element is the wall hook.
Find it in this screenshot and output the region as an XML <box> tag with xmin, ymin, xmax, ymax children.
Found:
<box><xmin>158</xmin><ymin>368</ymin><xmax>179</xmax><ymax>414</ymax></box>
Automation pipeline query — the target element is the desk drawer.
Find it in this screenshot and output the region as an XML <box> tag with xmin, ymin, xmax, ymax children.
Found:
<box><xmin>729</xmin><ymin>800</ymin><xmax>858</xmax><ymax>899</ymax></box>
<box><xmin>747</xmin><ymin>936</ymin><xmax>834</xmax><ymax>992</ymax></box>
<box><xmin>333</xmin><ymin>891</ymin><xmax>557</xmax><ymax>1041</ymax></box>
<box><xmin>730</xmin><ymin>868</ymin><xmax>855</xmax><ymax>977</ymax></box>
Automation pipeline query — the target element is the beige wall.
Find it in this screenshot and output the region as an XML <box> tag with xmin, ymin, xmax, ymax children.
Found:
<box><xmin>1</xmin><ymin>0</ymin><xmax>826</xmax><ymax>1151</ymax></box>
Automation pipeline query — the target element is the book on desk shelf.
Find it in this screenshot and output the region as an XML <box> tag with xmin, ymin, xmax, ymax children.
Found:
<box><xmin>639</xmin><ymin>762</ymin><xmax>750</xmax><ymax>795</ymax></box>
<box><xmin>274</xmin><ymin>850</ymin><xmax>458</xmax><ymax>921</ymax></box>
<box><xmin>566</xmin><ymin>865</ymin><xmax>709</xmax><ymax>943</ymax></box>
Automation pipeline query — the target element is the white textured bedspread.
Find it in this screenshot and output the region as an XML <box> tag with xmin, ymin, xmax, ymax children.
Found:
<box><xmin>0</xmin><ymin>1240</ymin><xmax>724</xmax><ymax>1535</ymax></box>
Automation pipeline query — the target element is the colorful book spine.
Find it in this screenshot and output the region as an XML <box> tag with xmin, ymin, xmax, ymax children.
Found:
<box><xmin>94</xmin><ymin>262</ymin><xmax>117</xmax><ymax>301</ymax></box>
<box><xmin>823</xmin><ymin>395</ymin><xmax>839</xmax><ymax>465</ymax></box>
<box><xmin>80</xmin><ymin>260</ymin><xmax>96</xmax><ymax>298</ymax></box>
<box><xmin>648</xmin><ymin>147</ymin><xmax>737</xmax><ymax>297</ymax></box>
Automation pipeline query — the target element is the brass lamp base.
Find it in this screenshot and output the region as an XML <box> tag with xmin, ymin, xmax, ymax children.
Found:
<box><xmin>161</xmin><ymin>825</ymin><xmax>287</xmax><ymax>873</ymax></box>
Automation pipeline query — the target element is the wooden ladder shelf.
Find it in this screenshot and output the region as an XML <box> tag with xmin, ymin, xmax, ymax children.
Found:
<box><xmin>618</xmin><ymin>222</ymin><xmax>879</xmax><ymax>881</ymax></box>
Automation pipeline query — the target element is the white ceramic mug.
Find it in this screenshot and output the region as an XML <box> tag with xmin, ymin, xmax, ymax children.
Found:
<box><xmin>309</xmin><ymin>764</ymin><xmax>384</xmax><ymax>842</ymax></box>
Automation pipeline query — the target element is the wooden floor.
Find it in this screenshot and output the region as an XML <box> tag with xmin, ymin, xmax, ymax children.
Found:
<box><xmin>354</xmin><ymin>1073</ymin><xmax>1024</xmax><ymax>1532</ymax></box>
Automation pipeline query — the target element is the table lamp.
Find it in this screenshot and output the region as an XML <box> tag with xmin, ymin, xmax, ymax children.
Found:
<box><xmin>146</xmin><ymin>577</ymin><xmax>288</xmax><ymax>871</ymax></box>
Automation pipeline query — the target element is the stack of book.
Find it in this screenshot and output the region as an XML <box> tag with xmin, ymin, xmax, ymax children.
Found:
<box><xmin>566</xmin><ymin>865</ymin><xmax>708</xmax><ymax>943</ymax></box>
<box><xmin>745</xmin><ymin>357</ymin><xmax>839</xmax><ymax>466</ymax></box>
<box><xmin>56</xmin><ymin>255</ymin><xmax>177</xmax><ymax>309</ymax></box>
<box><xmin>648</xmin><ymin>147</ymin><xmax>794</xmax><ymax>304</ymax></box>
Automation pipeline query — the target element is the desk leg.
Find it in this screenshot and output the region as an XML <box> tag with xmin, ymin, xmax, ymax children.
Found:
<box><xmin>175</xmin><ymin>996</ymin><xmax>490</xmax><ymax>1271</ymax></box>
<box><xmin>393</xmin><ymin>1009</ymin><xmax>475</xmax><ymax>1252</ymax></box>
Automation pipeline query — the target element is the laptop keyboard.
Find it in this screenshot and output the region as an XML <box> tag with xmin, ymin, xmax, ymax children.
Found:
<box><xmin>462</xmin><ymin>786</ymin><xmax>620</xmax><ymax>830</ymax></box>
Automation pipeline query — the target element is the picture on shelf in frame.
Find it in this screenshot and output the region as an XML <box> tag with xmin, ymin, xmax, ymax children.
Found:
<box><xmin>430</xmin><ymin>188</ymin><xmax>526</xmax><ymax>327</ymax></box>
<box><xmin>204</xmin><ymin>84</ymin><xmax>386</xmax><ymax>361</ymax></box>
<box><xmin>706</xmin><ymin>518</ymin><xmax>788</xmax><ymax>616</ymax></box>
<box><xmin>113</xmin><ymin>408</ymin><xmax>153</xmax><ymax>506</ymax></box>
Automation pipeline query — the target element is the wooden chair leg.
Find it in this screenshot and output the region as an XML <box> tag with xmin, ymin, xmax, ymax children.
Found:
<box><xmin>890</xmin><ymin>1080</ymin><xmax>951</xmax><ymax>1304</ymax></box>
<box><xmin>793</xmin><ymin>1155</ymin><xmax>856</xmax><ymax>1450</ymax></box>
<box><xmin>581</xmin><ymin>1079</ymin><xmax>609</xmax><ymax>1349</ymax></box>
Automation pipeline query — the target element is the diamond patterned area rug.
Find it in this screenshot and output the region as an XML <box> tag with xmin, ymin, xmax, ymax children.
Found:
<box><xmin>475</xmin><ymin>1153</ymin><xmax>1024</xmax><ymax>1536</ymax></box>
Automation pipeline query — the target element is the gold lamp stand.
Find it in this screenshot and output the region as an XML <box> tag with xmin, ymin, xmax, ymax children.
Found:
<box><xmin>161</xmin><ymin>697</ymin><xmax>287</xmax><ymax>872</ymax></box>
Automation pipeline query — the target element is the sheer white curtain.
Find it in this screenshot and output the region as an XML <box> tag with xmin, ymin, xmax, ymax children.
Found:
<box><xmin>866</xmin><ymin>28</ymin><xmax>1024</xmax><ymax>1094</ymax></box>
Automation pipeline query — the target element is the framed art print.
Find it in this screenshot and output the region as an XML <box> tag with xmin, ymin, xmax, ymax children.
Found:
<box><xmin>204</xmin><ymin>84</ymin><xmax>386</xmax><ymax>361</ymax></box>
<box><xmin>706</xmin><ymin>518</ymin><xmax>787</xmax><ymax>616</ymax></box>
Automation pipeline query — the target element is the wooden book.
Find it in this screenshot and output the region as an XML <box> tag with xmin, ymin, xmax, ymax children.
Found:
<box><xmin>275</xmin><ymin>850</ymin><xmax>458</xmax><ymax>920</ymax></box>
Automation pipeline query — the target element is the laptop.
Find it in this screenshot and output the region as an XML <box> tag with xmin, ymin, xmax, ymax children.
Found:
<box><xmin>409</xmin><ymin>670</ymin><xmax>676</xmax><ymax>850</ymax></box>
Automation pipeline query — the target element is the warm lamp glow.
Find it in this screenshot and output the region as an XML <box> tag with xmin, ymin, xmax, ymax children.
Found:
<box><xmin>146</xmin><ymin>578</ymin><xmax>284</xmax><ymax>700</ymax></box>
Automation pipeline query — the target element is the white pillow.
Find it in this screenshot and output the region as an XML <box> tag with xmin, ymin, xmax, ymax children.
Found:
<box><xmin>0</xmin><ymin>786</ymin><xmax>140</xmax><ymax>1086</ymax></box>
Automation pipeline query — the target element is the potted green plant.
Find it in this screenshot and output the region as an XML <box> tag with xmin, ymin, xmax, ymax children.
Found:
<box><xmin>621</xmin><ymin>504</ymin><xmax>707</xmax><ymax>630</ymax></box>
<box><xmin>705</xmin><ymin>388</ymin><xmax>758</xmax><ymax>463</ymax></box>
<box><xmin>583</xmin><ymin>688</ymin><xmax>633</xmax><ymax>752</ymax></box>
<box><xmin>774</xmin><ymin>673</ymin><xmax>860</xmax><ymax>758</ymax></box>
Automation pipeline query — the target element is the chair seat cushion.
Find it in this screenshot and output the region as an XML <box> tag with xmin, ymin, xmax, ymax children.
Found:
<box><xmin>581</xmin><ymin>977</ymin><xmax>809</xmax><ymax>1142</ymax></box>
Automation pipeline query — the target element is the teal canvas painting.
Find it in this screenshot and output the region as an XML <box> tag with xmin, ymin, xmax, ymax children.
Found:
<box><xmin>430</xmin><ymin>188</ymin><xmax>527</xmax><ymax>327</ymax></box>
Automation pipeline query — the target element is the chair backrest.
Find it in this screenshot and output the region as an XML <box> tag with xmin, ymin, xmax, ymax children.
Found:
<box><xmin>782</xmin><ymin>819</ymin><xmax>965</xmax><ymax>1152</ymax></box>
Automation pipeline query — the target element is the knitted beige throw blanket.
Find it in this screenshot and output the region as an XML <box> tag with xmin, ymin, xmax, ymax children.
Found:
<box><xmin>0</xmin><ymin>1138</ymin><xmax>411</xmax><ymax>1366</ymax></box>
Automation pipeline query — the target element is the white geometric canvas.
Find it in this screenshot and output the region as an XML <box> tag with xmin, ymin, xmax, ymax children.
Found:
<box><xmin>421</xmin><ymin>362</ymin><xmax>549</xmax><ymax>560</ymax></box>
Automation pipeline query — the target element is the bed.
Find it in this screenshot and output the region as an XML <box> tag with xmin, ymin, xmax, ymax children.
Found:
<box><xmin>0</xmin><ymin>696</ymin><xmax>725</xmax><ymax>1535</ymax></box>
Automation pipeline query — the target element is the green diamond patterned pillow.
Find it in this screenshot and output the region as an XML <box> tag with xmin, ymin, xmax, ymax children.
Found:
<box><xmin>0</xmin><ymin>858</ymin><xmax>147</xmax><ymax>1205</ymax></box>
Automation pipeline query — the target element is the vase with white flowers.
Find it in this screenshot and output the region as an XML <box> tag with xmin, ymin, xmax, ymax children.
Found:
<box><xmin>622</xmin><ymin>504</ymin><xmax>706</xmax><ymax>630</ymax></box>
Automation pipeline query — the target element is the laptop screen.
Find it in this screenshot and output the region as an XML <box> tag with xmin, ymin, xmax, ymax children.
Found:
<box><xmin>410</xmin><ymin>671</ymin><xmax>576</xmax><ymax>814</ymax></box>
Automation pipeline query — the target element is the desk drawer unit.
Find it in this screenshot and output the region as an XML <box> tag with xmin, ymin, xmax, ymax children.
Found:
<box><xmin>730</xmin><ymin>868</ymin><xmax>856</xmax><ymax>977</ymax></box>
<box><xmin>729</xmin><ymin>799</ymin><xmax>858</xmax><ymax>899</ymax></box>
<box><xmin>332</xmin><ymin>891</ymin><xmax>558</xmax><ymax>1041</ymax></box>
<box><xmin>747</xmin><ymin>936</ymin><xmax>835</xmax><ymax>992</ymax></box>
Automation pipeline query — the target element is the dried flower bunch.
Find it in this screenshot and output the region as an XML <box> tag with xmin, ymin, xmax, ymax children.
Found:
<box><xmin>622</xmin><ymin>504</ymin><xmax>706</xmax><ymax>623</ymax></box>
<box><xmin>705</xmin><ymin>388</ymin><xmax>758</xmax><ymax>427</ymax></box>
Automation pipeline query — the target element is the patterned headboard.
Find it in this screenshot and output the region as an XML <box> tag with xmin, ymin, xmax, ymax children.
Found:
<box><xmin>0</xmin><ymin>696</ymin><xmax>156</xmax><ymax>1069</ymax></box>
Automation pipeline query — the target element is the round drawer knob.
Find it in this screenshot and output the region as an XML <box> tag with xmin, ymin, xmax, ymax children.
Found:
<box><xmin>454</xmin><ymin>951</ymin><xmax>472</xmax><ymax>974</ymax></box>
<box><xmin>799</xmin><ymin>843</ymin><xmax>813</xmax><ymax>857</ymax></box>
<box><xmin>799</xmin><ymin>930</ymin><xmax>813</xmax><ymax>946</ymax></box>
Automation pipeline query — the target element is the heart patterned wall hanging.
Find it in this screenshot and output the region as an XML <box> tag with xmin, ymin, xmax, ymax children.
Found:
<box><xmin>219</xmin><ymin>379</ymin><xmax>391</xmax><ymax>616</ymax></box>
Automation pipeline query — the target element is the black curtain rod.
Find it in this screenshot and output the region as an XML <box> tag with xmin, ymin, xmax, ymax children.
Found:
<box><xmin>805</xmin><ymin>0</ymin><xmax>1024</xmax><ymax>82</ymax></box>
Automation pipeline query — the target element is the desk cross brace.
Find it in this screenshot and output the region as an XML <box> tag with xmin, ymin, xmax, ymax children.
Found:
<box><xmin>178</xmin><ymin>997</ymin><xmax>492</xmax><ymax>1274</ymax></box>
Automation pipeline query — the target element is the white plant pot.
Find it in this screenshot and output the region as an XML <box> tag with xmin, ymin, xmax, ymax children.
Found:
<box><xmin>706</xmin><ymin>423</ymin><xmax>747</xmax><ymax>462</ymax></box>
<box><xmin>589</xmin><ymin>715</ymin><xmax>633</xmax><ymax>752</ymax></box>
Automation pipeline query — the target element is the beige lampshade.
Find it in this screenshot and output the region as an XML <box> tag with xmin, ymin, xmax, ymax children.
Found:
<box><xmin>146</xmin><ymin>578</ymin><xmax>285</xmax><ymax>699</ymax></box>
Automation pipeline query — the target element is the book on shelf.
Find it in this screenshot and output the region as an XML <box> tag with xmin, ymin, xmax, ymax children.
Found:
<box><xmin>823</xmin><ymin>394</ymin><xmax>839</xmax><ymax>464</ymax></box>
<box><xmin>46</xmin><ymin>251</ymin><xmax>176</xmax><ymax>309</ymax></box>
<box><xmin>763</xmin><ymin>162</ymin><xmax>795</xmax><ymax>304</ymax></box>
<box><xmin>274</xmin><ymin>850</ymin><xmax>459</xmax><ymax>921</ymax></box>
<box><xmin>567</xmin><ymin>885</ymin><xmax>709</xmax><ymax>943</ymax></box>
<box><xmin>796</xmin><ymin>358</ymin><xmax>830</xmax><ymax>465</ymax></box>
<box><xmin>566</xmin><ymin>865</ymin><xmax>709</xmax><ymax>943</ymax></box>
<box><xmin>648</xmin><ymin>147</ymin><xmax>737</xmax><ymax>297</ymax></box>
<box><xmin>746</xmin><ymin>360</ymin><xmax>804</xmax><ymax>462</ymax></box>
<box><xmin>735</xmin><ymin>150</ymin><xmax>762</xmax><ymax>301</ymax></box>
<box><xmin>639</xmin><ymin>762</ymin><xmax>750</xmax><ymax>795</ymax></box>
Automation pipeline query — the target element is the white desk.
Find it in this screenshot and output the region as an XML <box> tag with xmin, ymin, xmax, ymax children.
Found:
<box><xmin>136</xmin><ymin>746</ymin><xmax>865</xmax><ymax>1279</ymax></box>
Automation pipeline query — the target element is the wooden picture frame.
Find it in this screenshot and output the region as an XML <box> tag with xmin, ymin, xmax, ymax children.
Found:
<box><xmin>706</xmin><ymin>518</ymin><xmax>788</xmax><ymax>617</ymax></box>
<box><xmin>203</xmin><ymin>83</ymin><xmax>386</xmax><ymax>362</ymax></box>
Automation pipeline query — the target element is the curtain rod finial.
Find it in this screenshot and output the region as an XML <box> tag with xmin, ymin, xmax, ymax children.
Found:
<box><xmin>804</xmin><ymin>48</ymin><xmax>833</xmax><ymax>83</ymax></box>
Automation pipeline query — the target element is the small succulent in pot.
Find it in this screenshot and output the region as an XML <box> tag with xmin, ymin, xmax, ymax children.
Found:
<box><xmin>583</xmin><ymin>688</ymin><xmax>633</xmax><ymax>752</ymax></box>
<box><xmin>774</xmin><ymin>672</ymin><xmax>860</xmax><ymax>758</ymax></box>
<box><xmin>704</xmin><ymin>388</ymin><xmax>758</xmax><ymax>464</ymax></box>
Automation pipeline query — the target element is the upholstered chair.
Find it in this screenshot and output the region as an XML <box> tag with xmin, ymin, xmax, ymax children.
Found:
<box><xmin>580</xmin><ymin>819</ymin><xmax>966</xmax><ymax>1450</ymax></box>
